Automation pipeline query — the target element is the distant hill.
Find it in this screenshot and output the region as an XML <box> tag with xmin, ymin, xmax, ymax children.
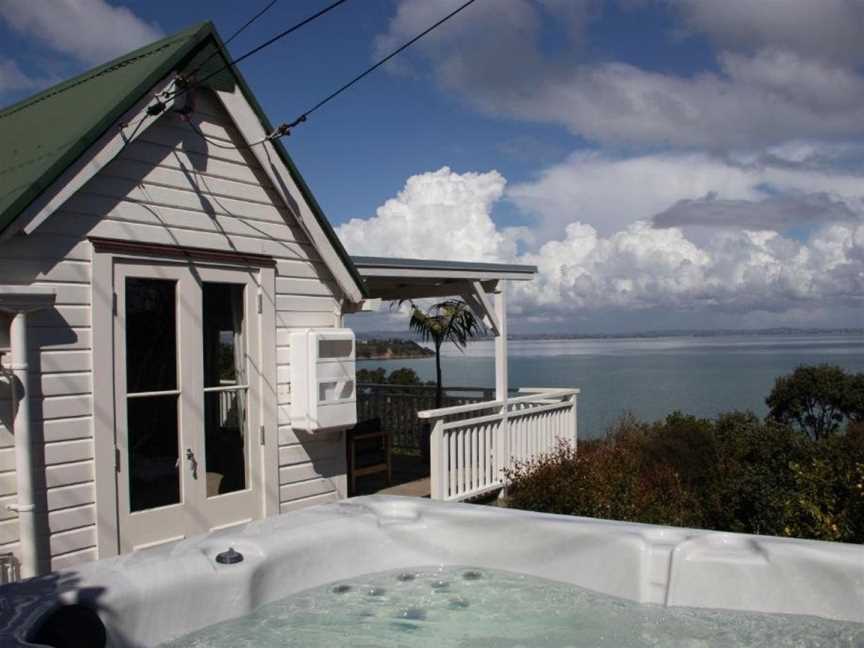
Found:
<box><xmin>357</xmin><ymin>338</ymin><xmax>434</xmax><ymax>360</ymax></box>
<box><xmin>508</xmin><ymin>328</ymin><xmax>864</xmax><ymax>340</ymax></box>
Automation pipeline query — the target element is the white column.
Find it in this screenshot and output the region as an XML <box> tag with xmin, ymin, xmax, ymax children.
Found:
<box><xmin>9</xmin><ymin>311</ymin><xmax>41</xmax><ymax>578</ymax></box>
<box><xmin>0</xmin><ymin>288</ymin><xmax>54</xmax><ymax>578</ymax></box>
<box><xmin>494</xmin><ymin>285</ymin><xmax>508</xmax><ymax>401</ymax></box>
<box><xmin>493</xmin><ymin>286</ymin><xmax>510</xmax><ymax>490</ymax></box>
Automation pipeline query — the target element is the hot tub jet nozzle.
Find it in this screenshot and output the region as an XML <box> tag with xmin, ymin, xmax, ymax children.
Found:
<box><xmin>215</xmin><ymin>547</ymin><xmax>244</xmax><ymax>565</ymax></box>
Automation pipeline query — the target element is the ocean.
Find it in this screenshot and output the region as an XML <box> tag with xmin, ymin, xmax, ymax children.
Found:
<box><xmin>357</xmin><ymin>334</ymin><xmax>864</xmax><ymax>439</ymax></box>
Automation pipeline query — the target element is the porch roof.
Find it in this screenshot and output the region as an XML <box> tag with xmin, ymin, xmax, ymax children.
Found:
<box><xmin>351</xmin><ymin>256</ymin><xmax>536</xmax><ymax>300</ymax></box>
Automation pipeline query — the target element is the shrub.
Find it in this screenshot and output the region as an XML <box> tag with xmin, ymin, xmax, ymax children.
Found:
<box><xmin>504</xmin><ymin>410</ymin><xmax>864</xmax><ymax>544</ymax></box>
<box><xmin>387</xmin><ymin>367</ymin><xmax>429</xmax><ymax>385</ymax></box>
<box><xmin>784</xmin><ymin>426</ymin><xmax>864</xmax><ymax>543</ymax></box>
<box><xmin>844</xmin><ymin>374</ymin><xmax>864</xmax><ymax>423</ymax></box>
<box><xmin>766</xmin><ymin>364</ymin><xmax>861</xmax><ymax>440</ymax></box>
<box><xmin>356</xmin><ymin>367</ymin><xmax>387</xmax><ymax>384</ymax></box>
<box><xmin>505</xmin><ymin>417</ymin><xmax>702</xmax><ymax>528</ymax></box>
<box><xmin>707</xmin><ymin>413</ymin><xmax>808</xmax><ymax>536</ymax></box>
<box><xmin>356</xmin><ymin>367</ymin><xmax>431</xmax><ymax>386</ymax></box>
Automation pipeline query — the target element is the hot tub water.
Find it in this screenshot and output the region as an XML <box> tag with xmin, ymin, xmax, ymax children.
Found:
<box><xmin>159</xmin><ymin>566</ymin><xmax>864</xmax><ymax>648</ymax></box>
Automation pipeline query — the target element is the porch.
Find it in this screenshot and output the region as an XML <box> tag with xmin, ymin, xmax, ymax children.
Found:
<box><xmin>351</xmin><ymin>383</ymin><xmax>579</xmax><ymax>500</ymax></box>
<box><xmin>348</xmin><ymin>256</ymin><xmax>580</xmax><ymax>501</ymax></box>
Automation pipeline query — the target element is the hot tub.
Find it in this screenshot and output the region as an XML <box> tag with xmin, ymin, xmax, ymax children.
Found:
<box><xmin>2</xmin><ymin>496</ymin><xmax>863</xmax><ymax>647</ymax></box>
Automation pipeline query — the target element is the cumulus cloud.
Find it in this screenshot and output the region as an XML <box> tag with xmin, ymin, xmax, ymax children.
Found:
<box><xmin>376</xmin><ymin>0</ymin><xmax>864</xmax><ymax>148</ymax></box>
<box><xmin>357</xmin><ymin>4</ymin><xmax>864</xmax><ymax>329</ymax></box>
<box><xmin>338</xmin><ymin>166</ymin><xmax>518</xmax><ymax>261</ymax></box>
<box><xmin>338</xmin><ymin>167</ymin><xmax>864</xmax><ymax>329</ymax></box>
<box><xmin>1</xmin><ymin>0</ymin><xmax>162</xmax><ymax>66</ymax></box>
<box><xmin>520</xmin><ymin>220</ymin><xmax>864</xmax><ymax>316</ymax></box>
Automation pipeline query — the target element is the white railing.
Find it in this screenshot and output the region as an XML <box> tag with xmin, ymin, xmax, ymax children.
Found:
<box><xmin>419</xmin><ymin>388</ymin><xmax>579</xmax><ymax>501</ymax></box>
<box><xmin>357</xmin><ymin>383</ymin><xmax>506</xmax><ymax>454</ymax></box>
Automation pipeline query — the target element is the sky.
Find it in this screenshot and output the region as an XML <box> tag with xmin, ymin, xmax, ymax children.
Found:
<box><xmin>1</xmin><ymin>0</ymin><xmax>862</xmax><ymax>334</ymax></box>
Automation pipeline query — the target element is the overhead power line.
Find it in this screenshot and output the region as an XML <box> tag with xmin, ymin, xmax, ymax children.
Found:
<box><xmin>159</xmin><ymin>0</ymin><xmax>350</xmax><ymax>108</ymax></box>
<box><xmin>178</xmin><ymin>0</ymin><xmax>481</xmax><ymax>152</ymax></box>
<box><xmin>0</xmin><ymin>1</ymin><xmax>345</xmax><ymax>177</ymax></box>
<box><xmin>260</xmin><ymin>0</ymin><xmax>480</xmax><ymax>142</ymax></box>
<box><xmin>224</xmin><ymin>0</ymin><xmax>281</xmax><ymax>45</ymax></box>
<box><xmin>108</xmin><ymin>2</ymin><xmax>283</xmax><ymax>163</ymax></box>
<box><xmin>181</xmin><ymin>0</ymin><xmax>282</xmax><ymax>85</ymax></box>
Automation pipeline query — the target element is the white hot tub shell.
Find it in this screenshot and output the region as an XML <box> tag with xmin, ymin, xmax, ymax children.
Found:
<box><xmin>1</xmin><ymin>495</ymin><xmax>863</xmax><ymax>647</ymax></box>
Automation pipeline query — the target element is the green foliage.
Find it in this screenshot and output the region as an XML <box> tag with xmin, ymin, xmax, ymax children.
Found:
<box><xmin>356</xmin><ymin>367</ymin><xmax>432</xmax><ymax>386</ymax></box>
<box><xmin>505</xmin><ymin>402</ymin><xmax>864</xmax><ymax>544</ymax></box>
<box><xmin>356</xmin><ymin>367</ymin><xmax>387</xmax><ymax>384</ymax></box>
<box><xmin>707</xmin><ymin>413</ymin><xmax>809</xmax><ymax>536</ymax></box>
<box><xmin>403</xmin><ymin>299</ymin><xmax>485</xmax><ymax>351</ymax></box>
<box><xmin>504</xmin><ymin>420</ymin><xmax>701</xmax><ymax>528</ymax></box>
<box><xmin>782</xmin><ymin>425</ymin><xmax>864</xmax><ymax>542</ymax></box>
<box><xmin>399</xmin><ymin>299</ymin><xmax>485</xmax><ymax>407</ymax></box>
<box><xmin>766</xmin><ymin>364</ymin><xmax>862</xmax><ymax>440</ymax></box>
<box><xmin>356</xmin><ymin>339</ymin><xmax>433</xmax><ymax>359</ymax></box>
<box><xmin>844</xmin><ymin>374</ymin><xmax>864</xmax><ymax>423</ymax></box>
<box><xmin>387</xmin><ymin>367</ymin><xmax>428</xmax><ymax>385</ymax></box>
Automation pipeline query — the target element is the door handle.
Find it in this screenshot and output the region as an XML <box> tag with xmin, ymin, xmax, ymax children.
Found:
<box><xmin>185</xmin><ymin>448</ymin><xmax>198</xmax><ymax>480</ymax></box>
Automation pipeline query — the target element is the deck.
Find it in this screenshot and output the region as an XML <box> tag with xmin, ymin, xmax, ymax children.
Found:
<box><xmin>350</xmin><ymin>385</ymin><xmax>579</xmax><ymax>502</ymax></box>
<box><xmin>351</xmin><ymin>452</ymin><xmax>431</xmax><ymax>497</ymax></box>
<box><xmin>376</xmin><ymin>476</ymin><xmax>431</xmax><ymax>498</ymax></box>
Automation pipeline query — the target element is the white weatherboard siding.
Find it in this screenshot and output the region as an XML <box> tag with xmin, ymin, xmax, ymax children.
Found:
<box><xmin>0</xmin><ymin>233</ymin><xmax>96</xmax><ymax>573</ymax></box>
<box><xmin>0</xmin><ymin>89</ymin><xmax>349</xmax><ymax>571</ymax></box>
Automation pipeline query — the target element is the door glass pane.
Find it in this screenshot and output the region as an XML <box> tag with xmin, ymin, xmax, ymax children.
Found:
<box><xmin>203</xmin><ymin>283</ymin><xmax>245</xmax><ymax>388</ymax></box>
<box><xmin>128</xmin><ymin>395</ymin><xmax>180</xmax><ymax>512</ymax></box>
<box><xmin>203</xmin><ymin>282</ymin><xmax>248</xmax><ymax>496</ymax></box>
<box><xmin>125</xmin><ymin>278</ymin><xmax>177</xmax><ymax>393</ymax></box>
<box><xmin>204</xmin><ymin>390</ymin><xmax>247</xmax><ymax>496</ymax></box>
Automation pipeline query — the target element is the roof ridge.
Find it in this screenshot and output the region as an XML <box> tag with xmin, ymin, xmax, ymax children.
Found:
<box><xmin>0</xmin><ymin>22</ymin><xmax>211</xmax><ymax>120</ymax></box>
<box><xmin>0</xmin><ymin>20</ymin><xmax>216</xmax><ymax>237</ymax></box>
<box><xmin>0</xmin><ymin>18</ymin><xmax>367</xmax><ymax>298</ymax></box>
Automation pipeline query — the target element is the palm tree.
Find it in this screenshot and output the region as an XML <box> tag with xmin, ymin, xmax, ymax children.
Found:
<box><xmin>402</xmin><ymin>299</ymin><xmax>485</xmax><ymax>408</ymax></box>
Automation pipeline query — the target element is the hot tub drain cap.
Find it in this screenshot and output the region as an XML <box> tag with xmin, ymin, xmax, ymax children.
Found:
<box><xmin>216</xmin><ymin>547</ymin><xmax>244</xmax><ymax>565</ymax></box>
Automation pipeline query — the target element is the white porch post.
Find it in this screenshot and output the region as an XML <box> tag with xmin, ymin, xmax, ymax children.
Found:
<box><xmin>494</xmin><ymin>285</ymin><xmax>508</xmax><ymax>401</ymax></box>
<box><xmin>494</xmin><ymin>285</ymin><xmax>510</xmax><ymax>485</ymax></box>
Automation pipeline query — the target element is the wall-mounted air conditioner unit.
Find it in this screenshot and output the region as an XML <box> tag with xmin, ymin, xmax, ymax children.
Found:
<box><xmin>289</xmin><ymin>329</ymin><xmax>357</xmax><ymax>431</ymax></box>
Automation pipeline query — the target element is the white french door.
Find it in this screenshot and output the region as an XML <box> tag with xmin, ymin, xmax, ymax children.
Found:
<box><xmin>113</xmin><ymin>259</ymin><xmax>262</xmax><ymax>552</ymax></box>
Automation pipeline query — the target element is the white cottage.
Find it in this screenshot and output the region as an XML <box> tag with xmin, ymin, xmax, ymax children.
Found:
<box><xmin>0</xmin><ymin>22</ymin><xmax>574</xmax><ymax>581</ymax></box>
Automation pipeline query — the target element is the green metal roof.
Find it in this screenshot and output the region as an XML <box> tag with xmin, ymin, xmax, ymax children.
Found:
<box><xmin>0</xmin><ymin>22</ymin><xmax>211</xmax><ymax>235</ymax></box>
<box><xmin>0</xmin><ymin>21</ymin><xmax>366</xmax><ymax>296</ymax></box>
